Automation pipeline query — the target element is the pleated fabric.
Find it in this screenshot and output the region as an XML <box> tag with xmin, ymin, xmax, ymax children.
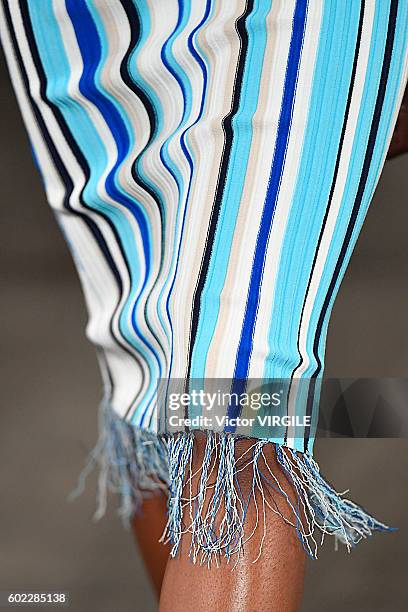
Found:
<box><xmin>1</xmin><ymin>0</ymin><xmax>407</xmax><ymax>563</ymax></box>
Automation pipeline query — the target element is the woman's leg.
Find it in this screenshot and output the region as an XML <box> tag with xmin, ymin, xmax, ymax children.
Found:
<box><xmin>132</xmin><ymin>492</ymin><xmax>170</xmax><ymax>596</ymax></box>
<box><xmin>159</xmin><ymin>435</ymin><xmax>306</xmax><ymax>612</ymax></box>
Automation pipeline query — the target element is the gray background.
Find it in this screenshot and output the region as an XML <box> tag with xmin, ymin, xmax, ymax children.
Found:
<box><xmin>1</xmin><ymin>52</ymin><xmax>407</xmax><ymax>611</ymax></box>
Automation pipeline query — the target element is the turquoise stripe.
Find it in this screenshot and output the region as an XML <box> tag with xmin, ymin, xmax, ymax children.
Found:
<box><xmin>309</xmin><ymin>0</ymin><xmax>408</xmax><ymax>375</ymax></box>
<box><xmin>304</xmin><ymin>0</ymin><xmax>391</xmax><ymax>382</ymax></box>
<box><xmin>263</xmin><ymin>0</ymin><xmax>359</xmax><ymax>382</ymax></box>
<box><xmin>305</xmin><ymin>0</ymin><xmax>408</xmax><ymax>452</ymax></box>
<box><xmin>189</xmin><ymin>0</ymin><xmax>272</xmax><ymax>379</ymax></box>
<box><xmin>300</xmin><ymin>0</ymin><xmax>390</xmax><ymax>452</ymax></box>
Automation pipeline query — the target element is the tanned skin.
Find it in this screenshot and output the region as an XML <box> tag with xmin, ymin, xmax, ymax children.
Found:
<box><xmin>133</xmin><ymin>433</ymin><xmax>306</xmax><ymax>611</ymax></box>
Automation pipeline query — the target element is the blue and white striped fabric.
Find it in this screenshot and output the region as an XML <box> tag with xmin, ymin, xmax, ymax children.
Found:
<box><xmin>1</xmin><ymin>0</ymin><xmax>407</xmax><ymax>563</ymax></box>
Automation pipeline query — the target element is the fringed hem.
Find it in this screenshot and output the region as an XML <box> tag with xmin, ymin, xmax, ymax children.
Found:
<box><xmin>69</xmin><ymin>398</ymin><xmax>169</xmax><ymax>524</ymax></box>
<box><xmin>161</xmin><ymin>432</ymin><xmax>394</xmax><ymax>565</ymax></box>
<box><xmin>71</xmin><ymin>400</ymin><xmax>394</xmax><ymax>564</ymax></box>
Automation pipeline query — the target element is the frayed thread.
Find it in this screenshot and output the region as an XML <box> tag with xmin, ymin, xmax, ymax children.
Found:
<box><xmin>71</xmin><ymin>403</ymin><xmax>394</xmax><ymax>563</ymax></box>
<box><xmin>69</xmin><ymin>397</ymin><xmax>169</xmax><ymax>525</ymax></box>
<box><xmin>160</xmin><ymin>431</ymin><xmax>394</xmax><ymax>565</ymax></box>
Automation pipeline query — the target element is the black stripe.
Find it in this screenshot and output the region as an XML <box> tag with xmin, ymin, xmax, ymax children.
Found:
<box><xmin>304</xmin><ymin>0</ymin><xmax>399</xmax><ymax>452</ymax></box>
<box><xmin>186</xmin><ymin>0</ymin><xmax>254</xmax><ymax>378</ymax></box>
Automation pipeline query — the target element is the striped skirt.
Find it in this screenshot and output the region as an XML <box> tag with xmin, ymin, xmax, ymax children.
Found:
<box><xmin>1</xmin><ymin>0</ymin><xmax>407</xmax><ymax>563</ymax></box>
